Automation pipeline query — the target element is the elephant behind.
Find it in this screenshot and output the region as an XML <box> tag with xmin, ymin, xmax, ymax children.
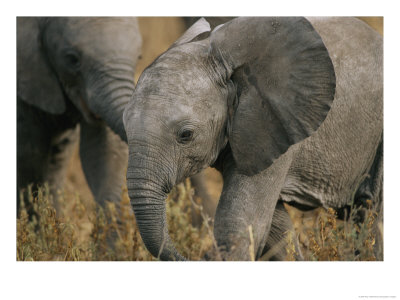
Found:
<box><xmin>17</xmin><ymin>17</ymin><xmax>142</xmax><ymax>216</ymax></box>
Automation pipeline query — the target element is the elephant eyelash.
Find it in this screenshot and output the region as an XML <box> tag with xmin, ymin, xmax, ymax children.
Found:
<box><xmin>177</xmin><ymin>129</ymin><xmax>194</xmax><ymax>144</ymax></box>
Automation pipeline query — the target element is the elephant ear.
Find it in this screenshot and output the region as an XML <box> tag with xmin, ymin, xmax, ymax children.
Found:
<box><xmin>170</xmin><ymin>17</ymin><xmax>211</xmax><ymax>48</ymax></box>
<box><xmin>210</xmin><ymin>17</ymin><xmax>336</xmax><ymax>175</ymax></box>
<box><xmin>17</xmin><ymin>17</ymin><xmax>66</xmax><ymax>114</ymax></box>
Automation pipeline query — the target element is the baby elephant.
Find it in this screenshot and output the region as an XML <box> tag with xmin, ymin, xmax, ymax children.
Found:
<box><xmin>123</xmin><ymin>17</ymin><xmax>383</xmax><ymax>260</ymax></box>
<box><xmin>17</xmin><ymin>17</ymin><xmax>142</xmax><ymax>215</ymax></box>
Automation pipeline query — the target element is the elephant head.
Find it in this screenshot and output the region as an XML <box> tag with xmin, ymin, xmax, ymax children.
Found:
<box><xmin>17</xmin><ymin>17</ymin><xmax>142</xmax><ymax>141</ymax></box>
<box><xmin>123</xmin><ymin>17</ymin><xmax>336</xmax><ymax>260</ymax></box>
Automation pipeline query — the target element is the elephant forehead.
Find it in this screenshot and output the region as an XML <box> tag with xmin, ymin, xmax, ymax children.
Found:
<box><xmin>142</xmin><ymin>43</ymin><xmax>219</xmax><ymax>91</ymax></box>
<box><xmin>124</xmin><ymin>100</ymin><xmax>207</xmax><ymax>140</ymax></box>
<box><xmin>127</xmin><ymin>74</ymin><xmax>225</xmax><ymax>131</ymax></box>
<box><xmin>129</xmin><ymin>89</ymin><xmax>206</xmax><ymax>124</ymax></box>
<box><xmin>145</xmin><ymin>69</ymin><xmax>212</xmax><ymax>95</ymax></box>
<box><xmin>128</xmin><ymin>43</ymin><xmax>227</xmax><ymax>121</ymax></box>
<box><xmin>134</xmin><ymin>64</ymin><xmax>218</xmax><ymax>107</ymax></box>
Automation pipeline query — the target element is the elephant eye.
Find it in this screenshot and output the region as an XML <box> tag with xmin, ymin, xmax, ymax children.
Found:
<box><xmin>64</xmin><ymin>51</ymin><xmax>81</xmax><ymax>68</ymax></box>
<box><xmin>178</xmin><ymin>129</ymin><xmax>194</xmax><ymax>143</ymax></box>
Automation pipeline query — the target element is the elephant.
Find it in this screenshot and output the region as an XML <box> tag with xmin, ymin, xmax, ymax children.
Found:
<box><xmin>17</xmin><ymin>17</ymin><xmax>142</xmax><ymax>217</ymax></box>
<box><xmin>122</xmin><ymin>17</ymin><xmax>383</xmax><ymax>261</ymax></box>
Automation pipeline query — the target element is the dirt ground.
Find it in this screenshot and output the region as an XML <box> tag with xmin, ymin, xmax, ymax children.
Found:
<box><xmin>64</xmin><ymin>16</ymin><xmax>383</xmax><ymax>238</ymax></box>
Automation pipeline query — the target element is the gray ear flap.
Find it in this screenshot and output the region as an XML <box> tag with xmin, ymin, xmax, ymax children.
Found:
<box><xmin>17</xmin><ymin>17</ymin><xmax>66</xmax><ymax>114</ymax></box>
<box><xmin>211</xmin><ymin>17</ymin><xmax>336</xmax><ymax>175</ymax></box>
<box><xmin>170</xmin><ymin>17</ymin><xmax>211</xmax><ymax>48</ymax></box>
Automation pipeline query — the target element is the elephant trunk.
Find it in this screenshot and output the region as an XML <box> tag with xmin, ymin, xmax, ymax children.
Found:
<box><xmin>87</xmin><ymin>60</ymin><xmax>136</xmax><ymax>142</ymax></box>
<box><xmin>126</xmin><ymin>147</ymin><xmax>186</xmax><ymax>261</ymax></box>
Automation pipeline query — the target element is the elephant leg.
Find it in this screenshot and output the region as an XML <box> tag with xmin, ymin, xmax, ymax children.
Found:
<box><xmin>79</xmin><ymin>121</ymin><xmax>128</xmax><ymax>218</ymax></box>
<box><xmin>354</xmin><ymin>137</ymin><xmax>383</xmax><ymax>260</ymax></box>
<box><xmin>17</xmin><ymin>99</ymin><xmax>52</xmax><ymax>217</ymax></box>
<box><xmin>213</xmin><ymin>154</ymin><xmax>293</xmax><ymax>261</ymax></box>
<box><xmin>336</xmin><ymin>137</ymin><xmax>383</xmax><ymax>260</ymax></box>
<box><xmin>260</xmin><ymin>200</ymin><xmax>303</xmax><ymax>261</ymax></box>
<box><xmin>17</xmin><ymin>98</ymin><xmax>79</xmax><ymax>217</ymax></box>
<box><xmin>46</xmin><ymin>125</ymin><xmax>80</xmax><ymax>210</ymax></box>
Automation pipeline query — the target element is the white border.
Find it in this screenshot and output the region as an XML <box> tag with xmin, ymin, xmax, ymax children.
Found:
<box><xmin>2</xmin><ymin>1</ymin><xmax>398</xmax><ymax>299</ymax></box>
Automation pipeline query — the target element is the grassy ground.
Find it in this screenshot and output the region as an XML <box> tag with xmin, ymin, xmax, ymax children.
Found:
<box><xmin>17</xmin><ymin>177</ymin><xmax>382</xmax><ymax>261</ymax></box>
<box><xmin>17</xmin><ymin>179</ymin><xmax>214</xmax><ymax>261</ymax></box>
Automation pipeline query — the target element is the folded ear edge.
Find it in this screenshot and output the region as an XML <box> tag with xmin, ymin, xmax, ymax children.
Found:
<box><xmin>170</xmin><ymin>17</ymin><xmax>211</xmax><ymax>48</ymax></box>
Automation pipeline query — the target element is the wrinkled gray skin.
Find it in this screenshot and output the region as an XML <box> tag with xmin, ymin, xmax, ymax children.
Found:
<box><xmin>123</xmin><ymin>17</ymin><xmax>383</xmax><ymax>261</ymax></box>
<box><xmin>183</xmin><ymin>17</ymin><xmax>237</xmax><ymax>226</ymax></box>
<box><xmin>17</xmin><ymin>17</ymin><xmax>142</xmax><ymax>214</ymax></box>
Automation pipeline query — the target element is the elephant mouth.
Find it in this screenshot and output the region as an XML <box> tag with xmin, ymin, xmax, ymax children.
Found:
<box><xmin>79</xmin><ymin>97</ymin><xmax>102</xmax><ymax>124</ymax></box>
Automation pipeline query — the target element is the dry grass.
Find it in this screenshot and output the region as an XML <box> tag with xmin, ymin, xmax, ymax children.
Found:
<box><xmin>286</xmin><ymin>203</ymin><xmax>383</xmax><ymax>261</ymax></box>
<box><xmin>17</xmin><ymin>179</ymin><xmax>214</xmax><ymax>261</ymax></box>
<box><xmin>17</xmin><ymin>179</ymin><xmax>382</xmax><ymax>261</ymax></box>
